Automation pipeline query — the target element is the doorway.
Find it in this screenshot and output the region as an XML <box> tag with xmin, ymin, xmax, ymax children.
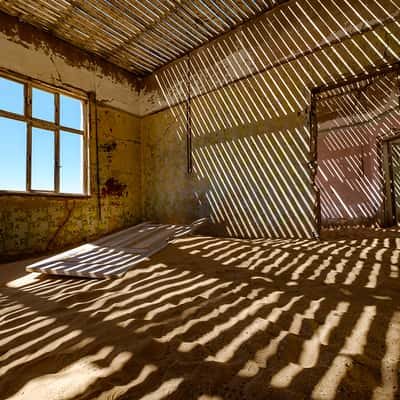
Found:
<box><xmin>311</xmin><ymin>67</ymin><xmax>400</xmax><ymax>233</ymax></box>
<box><xmin>382</xmin><ymin>137</ymin><xmax>400</xmax><ymax>226</ymax></box>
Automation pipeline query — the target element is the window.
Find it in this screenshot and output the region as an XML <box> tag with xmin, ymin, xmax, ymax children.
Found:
<box><xmin>0</xmin><ymin>72</ymin><xmax>88</xmax><ymax>195</ymax></box>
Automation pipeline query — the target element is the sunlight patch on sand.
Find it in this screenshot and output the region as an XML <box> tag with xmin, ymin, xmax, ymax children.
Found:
<box><xmin>139</xmin><ymin>378</ymin><xmax>184</xmax><ymax>400</ymax></box>
<box><xmin>312</xmin><ymin>305</ymin><xmax>376</xmax><ymax>399</ymax></box>
<box><xmin>7</xmin><ymin>272</ymin><xmax>41</xmax><ymax>288</ymax></box>
<box><xmin>8</xmin><ymin>347</ymin><xmax>132</xmax><ymax>400</ymax></box>
<box><xmin>372</xmin><ymin>311</ymin><xmax>400</xmax><ymax>400</ymax></box>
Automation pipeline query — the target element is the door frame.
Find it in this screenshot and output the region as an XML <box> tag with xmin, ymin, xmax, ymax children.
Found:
<box><xmin>309</xmin><ymin>64</ymin><xmax>400</xmax><ymax>234</ymax></box>
<box><xmin>381</xmin><ymin>135</ymin><xmax>400</xmax><ymax>226</ymax></box>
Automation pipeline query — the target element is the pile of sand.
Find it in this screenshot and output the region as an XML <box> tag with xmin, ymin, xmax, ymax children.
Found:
<box><xmin>1</xmin><ymin>231</ymin><xmax>399</xmax><ymax>399</ymax></box>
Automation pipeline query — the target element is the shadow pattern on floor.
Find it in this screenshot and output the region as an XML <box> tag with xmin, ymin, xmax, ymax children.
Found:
<box><xmin>1</xmin><ymin>234</ymin><xmax>400</xmax><ymax>399</ymax></box>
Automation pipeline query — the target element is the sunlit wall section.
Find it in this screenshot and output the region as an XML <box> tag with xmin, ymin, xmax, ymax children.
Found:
<box><xmin>192</xmin><ymin>130</ymin><xmax>315</xmax><ymax>238</ymax></box>
<box><xmin>147</xmin><ymin>0</ymin><xmax>400</xmax><ymax>114</ymax></box>
<box><xmin>142</xmin><ymin>0</ymin><xmax>400</xmax><ymax>239</ymax></box>
<box><xmin>316</xmin><ymin>72</ymin><xmax>400</xmax><ymax>227</ymax></box>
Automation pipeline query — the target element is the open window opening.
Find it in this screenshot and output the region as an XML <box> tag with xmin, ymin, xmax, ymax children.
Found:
<box><xmin>312</xmin><ymin>68</ymin><xmax>400</xmax><ymax>233</ymax></box>
<box><xmin>0</xmin><ymin>71</ymin><xmax>88</xmax><ymax>196</ymax></box>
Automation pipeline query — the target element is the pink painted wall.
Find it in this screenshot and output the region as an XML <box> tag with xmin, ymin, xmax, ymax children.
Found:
<box><xmin>316</xmin><ymin>72</ymin><xmax>400</xmax><ymax>227</ymax></box>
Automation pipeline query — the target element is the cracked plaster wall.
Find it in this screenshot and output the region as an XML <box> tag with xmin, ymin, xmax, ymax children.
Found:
<box><xmin>0</xmin><ymin>13</ymin><xmax>142</xmax><ymax>260</ymax></box>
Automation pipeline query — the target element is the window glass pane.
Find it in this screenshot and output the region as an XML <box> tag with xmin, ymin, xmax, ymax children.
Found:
<box><xmin>0</xmin><ymin>77</ymin><xmax>24</xmax><ymax>115</ymax></box>
<box><xmin>60</xmin><ymin>131</ymin><xmax>83</xmax><ymax>194</ymax></box>
<box><xmin>0</xmin><ymin>117</ymin><xmax>26</xmax><ymax>190</ymax></box>
<box><xmin>31</xmin><ymin>127</ymin><xmax>54</xmax><ymax>191</ymax></box>
<box><xmin>32</xmin><ymin>87</ymin><xmax>55</xmax><ymax>122</ymax></box>
<box><xmin>60</xmin><ymin>95</ymin><xmax>83</xmax><ymax>130</ymax></box>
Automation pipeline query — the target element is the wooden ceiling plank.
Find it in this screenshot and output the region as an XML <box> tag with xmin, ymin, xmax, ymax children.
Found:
<box><xmin>103</xmin><ymin>0</ymin><xmax>197</xmax><ymax>61</ymax></box>
<box><xmin>0</xmin><ymin>0</ymin><xmax>275</xmax><ymax>75</ymax></box>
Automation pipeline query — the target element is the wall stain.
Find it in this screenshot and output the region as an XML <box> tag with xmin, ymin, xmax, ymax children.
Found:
<box><xmin>101</xmin><ymin>178</ymin><xmax>127</xmax><ymax>197</ymax></box>
<box><xmin>100</xmin><ymin>141</ymin><xmax>117</xmax><ymax>153</ymax></box>
<box><xmin>0</xmin><ymin>104</ymin><xmax>141</xmax><ymax>261</ymax></box>
<box><xmin>0</xmin><ymin>11</ymin><xmax>143</xmax><ymax>90</ymax></box>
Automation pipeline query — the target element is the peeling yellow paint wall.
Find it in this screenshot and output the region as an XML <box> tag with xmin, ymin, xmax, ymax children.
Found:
<box><xmin>0</xmin><ymin>14</ymin><xmax>142</xmax><ymax>260</ymax></box>
<box><xmin>0</xmin><ymin>104</ymin><xmax>142</xmax><ymax>260</ymax></box>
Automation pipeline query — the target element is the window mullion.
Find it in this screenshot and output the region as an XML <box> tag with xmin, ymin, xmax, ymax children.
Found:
<box><xmin>0</xmin><ymin>70</ymin><xmax>88</xmax><ymax>196</ymax></box>
<box><xmin>84</xmin><ymin>99</ymin><xmax>89</xmax><ymax>195</ymax></box>
<box><xmin>26</xmin><ymin>84</ymin><xmax>32</xmax><ymax>192</ymax></box>
<box><xmin>55</xmin><ymin>93</ymin><xmax>60</xmax><ymax>193</ymax></box>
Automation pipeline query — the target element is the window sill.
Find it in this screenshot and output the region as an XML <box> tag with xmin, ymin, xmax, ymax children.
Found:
<box><xmin>0</xmin><ymin>190</ymin><xmax>91</xmax><ymax>199</ymax></box>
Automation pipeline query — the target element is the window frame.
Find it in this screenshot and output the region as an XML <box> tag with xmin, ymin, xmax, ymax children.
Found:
<box><xmin>0</xmin><ymin>69</ymin><xmax>90</xmax><ymax>197</ymax></box>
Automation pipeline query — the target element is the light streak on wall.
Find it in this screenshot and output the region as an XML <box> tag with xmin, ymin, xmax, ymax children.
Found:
<box><xmin>143</xmin><ymin>0</ymin><xmax>400</xmax><ymax>239</ymax></box>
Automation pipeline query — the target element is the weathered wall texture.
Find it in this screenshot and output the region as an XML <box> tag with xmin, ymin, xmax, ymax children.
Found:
<box><xmin>0</xmin><ymin>13</ymin><xmax>142</xmax><ymax>260</ymax></box>
<box><xmin>141</xmin><ymin>0</ymin><xmax>400</xmax><ymax>238</ymax></box>
<box><xmin>0</xmin><ymin>12</ymin><xmax>142</xmax><ymax>115</ymax></box>
<box><xmin>0</xmin><ymin>103</ymin><xmax>142</xmax><ymax>260</ymax></box>
<box><xmin>142</xmin><ymin>101</ymin><xmax>314</xmax><ymax>238</ymax></box>
<box><xmin>2</xmin><ymin>1</ymin><xmax>400</xmax><ymax>258</ymax></box>
<box><xmin>316</xmin><ymin>72</ymin><xmax>400</xmax><ymax>227</ymax></box>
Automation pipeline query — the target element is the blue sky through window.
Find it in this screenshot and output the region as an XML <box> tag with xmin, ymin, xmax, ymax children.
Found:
<box><xmin>60</xmin><ymin>131</ymin><xmax>83</xmax><ymax>193</ymax></box>
<box><xmin>0</xmin><ymin>77</ymin><xmax>24</xmax><ymax>115</ymax></box>
<box><xmin>32</xmin><ymin>88</ymin><xmax>55</xmax><ymax>122</ymax></box>
<box><xmin>0</xmin><ymin>117</ymin><xmax>26</xmax><ymax>190</ymax></box>
<box><xmin>60</xmin><ymin>95</ymin><xmax>83</xmax><ymax>130</ymax></box>
<box><xmin>31</xmin><ymin>128</ymin><xmax>55</xmax><ymax>191</ymax></box>
<box><xmin>0</xmin><ymin>76</ymin><xmax>84</xmax><ymax>193</ymax></box>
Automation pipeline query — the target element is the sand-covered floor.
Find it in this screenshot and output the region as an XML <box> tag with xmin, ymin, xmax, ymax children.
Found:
<box><xmin>1</xmin><ymin>232</ymin><xmax>400</xmax><ymax>400</ymax></box>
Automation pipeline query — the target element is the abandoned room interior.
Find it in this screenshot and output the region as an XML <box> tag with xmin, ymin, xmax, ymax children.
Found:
<box><xmin>0</xmin><ymin>0</ymin><xmax>400</xmax><ymax>399</ymax></box>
